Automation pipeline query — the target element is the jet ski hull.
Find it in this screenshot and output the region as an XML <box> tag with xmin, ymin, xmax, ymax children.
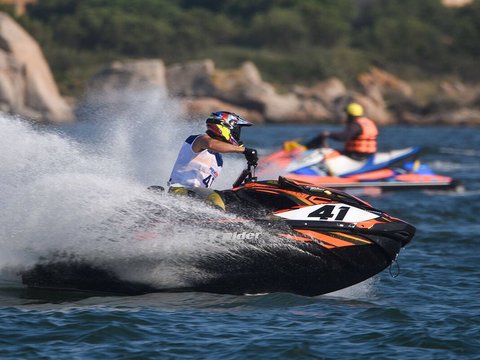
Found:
<box><xmin>190</xmin><ymin>235</ymin><xmax>402</xmax><ymax>296</ymax></box>
<box><xmin>22</xmin><ymin>177</ymin><xmax>415</xmax><ymax>296</ymax></box>
<box><xmin>22</xmin><ymin>233</ymin><xmax>402</xmax><ymax>296</ymax></box>
<box><xmin>285</xmin><ymin>174</ymin><xmax>463</xmax><ymax>194</ymax></box>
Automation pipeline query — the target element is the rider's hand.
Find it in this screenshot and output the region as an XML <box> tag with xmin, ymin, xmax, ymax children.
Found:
<box><xmin>320</xmin><ymin>131</ymin><xmax>330</xmax><ymax>147</ymax></box>
<box><xmin>243</xmin><ymin>147</ymin><xmax>258</xmax><ymax>165</ymax></box>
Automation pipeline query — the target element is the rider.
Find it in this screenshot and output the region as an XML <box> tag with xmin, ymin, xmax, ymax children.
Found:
<box><xmin>305</xmin><ymin>102</ymin><xmax>378</xmax><ymax>160</ymax></box>
<box><xmin>168</xmin><ymin>111</ymin><xmax>258</xmax><ymax>209</ymax></box>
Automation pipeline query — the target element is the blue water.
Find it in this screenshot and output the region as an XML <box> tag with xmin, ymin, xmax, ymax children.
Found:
<box><xmin>1</xmin><ymin>112</ymin><xmax>479</xmax><ymax>359</ymax></box>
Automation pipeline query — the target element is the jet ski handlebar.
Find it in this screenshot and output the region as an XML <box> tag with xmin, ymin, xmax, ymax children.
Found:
<box><xmin>232</xmin><ymin>160</ymin><xmax>257</xmax><ymax>188</ymax></box>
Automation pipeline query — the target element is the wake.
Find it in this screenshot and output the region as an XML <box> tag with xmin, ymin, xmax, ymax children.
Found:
<box><xmin>0</xmin><ymin>92</ymin><xmax>284</xmax><ymax>292</ymax></box>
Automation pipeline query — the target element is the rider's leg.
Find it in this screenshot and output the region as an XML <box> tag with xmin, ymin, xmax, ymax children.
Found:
<box><xmin>168</xmin><ymin>186</ymin><xmax>225</xmax><ymax>210</ymax></box>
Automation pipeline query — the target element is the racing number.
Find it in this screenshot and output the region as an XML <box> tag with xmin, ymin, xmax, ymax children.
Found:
<box><xmin>308</xmin><ymin>205</ymin><xmax>350</xmax><ymax>221</ymax></box>
<box><xmin>203</xmin><ymin>174</ymin><xmax>214</xmax><ymax>187</ymax></box>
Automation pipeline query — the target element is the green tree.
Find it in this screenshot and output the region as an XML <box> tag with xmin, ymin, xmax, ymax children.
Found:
<box><xmin>452</xmin><ymin>1</ymin><xmax>480</xmax><ymax>57</ymax></box>
<box><xmin>296</xmin><ymin>0</ymin><xmax>353</xmax><ymax>47</ymax></box>
<box><xmin>9</xmin><ymin>0</ymin><xmax>480</xmax><ymax>94</ymax></box>
<box><xmin>245</xmin><ymin>8</ymin><xmax>308</xmax><ymax>51</ymax></box>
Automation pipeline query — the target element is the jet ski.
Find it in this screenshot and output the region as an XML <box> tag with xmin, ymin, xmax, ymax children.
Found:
<box><xmin>258</xmin><ymin>142</ymin><xmax>461</xmax><ymax>194</ymax></box>
<box><xmin>22</xmin><ymin>161</ymin><xmax>415</xmax><ymax>297</ymax></box>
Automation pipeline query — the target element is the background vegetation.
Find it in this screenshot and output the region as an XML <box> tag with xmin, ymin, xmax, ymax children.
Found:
<box><xmin>2</xmin><ymin>0</ymin><xmax>480</xmax><ymax>96</ymax></box>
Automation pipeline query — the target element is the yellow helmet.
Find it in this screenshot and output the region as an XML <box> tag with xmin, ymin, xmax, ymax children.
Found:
<box><xmin>346</xmin><ymin>103</ymin><xmax>364</xmax><ymax>117</ymax></box>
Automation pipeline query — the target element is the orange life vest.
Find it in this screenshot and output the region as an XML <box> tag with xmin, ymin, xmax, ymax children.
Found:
<box><xmin>345</xmin><ymin>117</ymin><xmax>378</xmax><ymax>154</ymax></box>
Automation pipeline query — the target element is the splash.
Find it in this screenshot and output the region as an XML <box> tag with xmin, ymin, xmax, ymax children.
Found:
<box><xmin>327</xmin><ymin>277</ymin><xmax>379</xmax><ymax>300</ymax></box>
<box><xmin>0</xmin><ymin>92</ymin><xmax>280</xmax><ymax>291</ymax></box>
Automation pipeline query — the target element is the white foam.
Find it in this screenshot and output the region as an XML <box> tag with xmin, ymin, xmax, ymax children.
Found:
<box><xmin>0</xmin><ymin>92</ymin><xmax>278</xmax><ymax>289</ymax></box>
<box><xmin>327</xmin><ymin>277</ymin><xmax>379</xmax><ymax>300</ymax></box>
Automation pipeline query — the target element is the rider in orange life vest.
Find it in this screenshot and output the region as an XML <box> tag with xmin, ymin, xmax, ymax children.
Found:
<box><xmin>168</xmin><ymin>111</ymin><xmax>258</xmax><ymax>209</ymax></box>
<box><xmin>305</xmin><ymin>102</ymin><xmax>378</xmax><ymax>160</ymax></box>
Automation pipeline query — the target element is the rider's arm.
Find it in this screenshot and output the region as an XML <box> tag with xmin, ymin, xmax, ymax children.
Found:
<box><xmin>305</xmin><ymin>122</ymin><xmax>362</xmax><ymax>149</ymax></box>
<box><xmin>328</xmin><ymin>122</ymin><xmax>362</xmax><ymax>142</ymax></box>
<box><xmin>304</xmin><ymin>134</ymin><xmax>326</xmax><ymax>149</ymax></box>
<box><xmin>192</xmin><ymin>134</ymin><xmax>245</xmax><ymax>154</ymax></box>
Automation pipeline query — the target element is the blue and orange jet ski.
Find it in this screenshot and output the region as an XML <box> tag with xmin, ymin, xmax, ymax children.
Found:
<box><xmin>258</xmin><ymin>142</ymin><xmax>461</xmax><ymax>194</ymax></box>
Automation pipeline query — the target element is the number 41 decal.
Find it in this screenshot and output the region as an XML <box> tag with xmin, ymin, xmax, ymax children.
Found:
<box><xmin>273</xmin><ymin>203</ymin><xmax>379</xmax><ymax>222</ymax></box>
<box><xmin>308</xmin><ymin>205</ymin><xmax>349</xmax><ymax>221</ymax></box>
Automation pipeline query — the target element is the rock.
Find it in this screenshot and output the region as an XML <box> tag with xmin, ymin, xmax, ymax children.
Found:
<box><xmin>358</xmin><ymin>67</ymin><xmax>413</xmax><ymax>100</ymax></box>
<box><xmin>399</xmin><ymin>108</ymin><xmax>480</xmax><ymax>126</ymax></box>
<box><xmin>261</xmin><ymin>93</ymin><xmax>301</xmax><ymax>122</ymax></box>
<box><xmin>427</xmin><ymin>108</ymin><xmax>480</xmax><ymax>126</ymax></box>
<box><xmin>260</xmin><ymin>93</ymin><xmax>325</xmax><ymax>123</ymax></box>
<box><xmin>183</xmin><ymin>97</ymin><xmax>263</xmax><ymax>123</ymax></box>
<box><xmin>208</xmin><ymin>61</ymin><xmax>330</xmax><ymax>123</ymax></box>
<box><xmin>398</xmin><ymin>111</ymin><xmax>423</xmax><ymax>125</ymax></box>
<box><xmin>163</xmin><ymin>60</ymin><xmax>480</xmax><ymax>126</ymax></box>
<box><xmin>438</xmin><ymin>81</ymin><xmax>480</xmax><ymax>105</ymax></box>
<box><xmin>77</xmin><ymin>59</ymin><xmax>169</xmax><ymax>122</ymax></box>
<box><xmin>292</xmin><ymin>78</ymin><xmax>347</xmax><ymax>105</ymax></box>
<box><xmin>166</xmin><ymin>59</ymin><xmax>215</xmax><ymax>97</ymax></box>
<box><xmin>272</xmin><ymin>98</ymin><xmax>331</xmax><ymax>123</ymax></box>
<box><xmin>87</xmin><ymin>59</ymin><xmax>167</xmax><ymax>96</ymax></box>
<box><xmin>0</xmin><ymin>12</ymin><xmax>73</xmax><ymax>123</ymax></box>
<box><xmin>167</xmin><ymin>60</ymin><xmax>317</xmax><ymax>122</ymax></box>
<box><xmin>0</xmin><ymin>49</ymin><xmax>24</xmax><ymax>112</ymax></box>
<box><xmin>210</xmin><ymin>61</ymin><xmax>274</xmax><ymax>111</ymax></box>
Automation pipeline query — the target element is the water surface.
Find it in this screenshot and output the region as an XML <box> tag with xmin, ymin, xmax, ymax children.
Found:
<box><xmin>1</xmin><ymin>111</ymin><xmax>479</xmax><ymax>359</ymax></box>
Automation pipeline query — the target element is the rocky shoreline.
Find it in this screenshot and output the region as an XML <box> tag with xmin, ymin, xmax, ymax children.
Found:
<box><xmin>1</xmin><ymin>12</ymin><xmax>479</xmax><ymax>126</ymax></box>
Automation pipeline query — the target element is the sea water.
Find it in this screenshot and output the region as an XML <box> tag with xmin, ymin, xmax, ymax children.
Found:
<box><xmin>0</xmin><ymin>93</ymin><xmax>479</xmax><ymax>359</ymax></box>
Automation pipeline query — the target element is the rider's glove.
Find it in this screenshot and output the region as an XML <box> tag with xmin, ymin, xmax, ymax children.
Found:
<box><xmin>243</xmin><ymin>147</ymin><xmax>258</xmax><ymax>165</ymax></box>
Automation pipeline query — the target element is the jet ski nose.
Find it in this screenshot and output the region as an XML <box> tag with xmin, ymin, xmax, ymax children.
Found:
<box><xmin>364</xmin><ymin>216</ymin><xmax>415</xmax><ymax>247</ymax></box>
<box><xmin>395</xmin><ymin>225</ymin><xmax>416</xmax><ymax>247</ymax></box>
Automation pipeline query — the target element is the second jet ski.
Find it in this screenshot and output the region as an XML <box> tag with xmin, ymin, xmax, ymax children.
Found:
<box><xmin>258</xmin><ymin>142</ymin><xmax>461</xmax><ymax>194</ymax></box>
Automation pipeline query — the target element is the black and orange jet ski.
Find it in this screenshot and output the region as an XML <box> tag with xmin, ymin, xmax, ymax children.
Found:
<box><xmin>22</xmin><ymin>161</ymin><xmax>415</xmax><ymax>297</ymax></box>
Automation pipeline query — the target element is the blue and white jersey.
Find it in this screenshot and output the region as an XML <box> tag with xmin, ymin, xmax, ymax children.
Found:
<box><xmin>168</xmin><ymin>135</ymin><xmax>223</xmax><ymax>188</ymax></box>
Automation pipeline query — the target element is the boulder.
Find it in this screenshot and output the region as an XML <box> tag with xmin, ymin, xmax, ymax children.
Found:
<box><xmin>166</xmin><ymin>60</ymin><xmax>479</xmax><ymax>126</ymax></box>
<box><xmin>400</xmin><ymin>108</ymin><xmax>480</xmax><ymax>126</ymax></box>
<box><xmin>276</xmin><ymin>98</ymin><xmax>331</xmax><ymax>123</ymax></box>
<box><xmin>87</xmin><ymin>59</ymin><xmax>167</xmax><ymax>96</ymax></box>
<box><xmin>0</xmin><ymin>12</ymin><xmax>73</xmax><ymax>123</ymax></box>
<box><xmin>428</xmin><ymin>108</ymin><xmax>480</xmax><ymax>126</ymax></box>
<box><xmin>259</xmin><ymin>92</ymin><xmax>329</xmax><ymax>123</ymax></box>
<box><xmin>357</xmin><ymin>67</ymin><xmax>413</xmax><ymax>100</ymax></box>
<box><xmin>209</xmin><ymin>61</ymin><xmax>331</xmax><ymax>123</ymax></box>
<box><xmin>183</xmin><ymin>97</ymin><xmax>264</xmax><ymax>123</ymax></box>
<box><xmin>0</xmin><ymin>49</ymin><xmax>25</xmax><ymax>113</ymax></box>
<box><xmin>166</xmin><ymin>59</ymin><xmax>215</xmax><ymax>97</ymax></box>
<box><xmin>78</xmin><ymin>59</ymin><xmax>169</xmax><ymax>121</ymax></box>
<box><xmin>167</xmin><ymin>60</ymin><xmax>304</xmax><ymax>122</ymax></box>
<box><xmin>438</xmin><ymin>81</ymin><xmax>480</xmax><ymax>105</ymax></box>
<box><xmin>292</xmin><ymin>78</ymin><xmax>347</xmax><ymax>105</ymax></box>
<box><xmin>209</xmin><ymin>61</ymin><xmax>274</xmax><ymax>111</ymax></box>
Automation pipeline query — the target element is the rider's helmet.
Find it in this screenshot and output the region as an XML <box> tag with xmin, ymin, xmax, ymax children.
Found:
<box><xmin>206</xmin><ymin>111</ymin><xmax>252</xmax><ymax>145</ymax></box>
<box><xmin>345</xmin><ymin>102</ymin><xmax>364</xmax><ymax>117</ymax></box>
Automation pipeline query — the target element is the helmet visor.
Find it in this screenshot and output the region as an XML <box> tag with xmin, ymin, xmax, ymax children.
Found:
<box><xmin>228</xmin><ymin>114</ymin><xmax>252</xmax><ymax>127</ymax></box>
